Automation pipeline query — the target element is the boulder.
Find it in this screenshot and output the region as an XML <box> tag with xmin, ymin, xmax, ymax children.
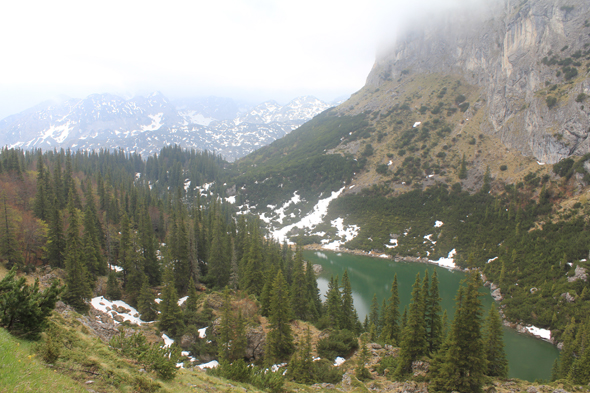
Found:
<box><xmin>245</xmin><ymin>326</ymin><xmax>265</xmax><ymax>360</ymax></box>
<box><xmin>491</xmin><ymin>288</ymin><xmax>503</xmax><ymax>301</ymax></box>
<box><xmin>561</xmin><ymin>292</ymin><xmax>575</xmax><ymax>303</ymax></box>
<box><xmin>180</xmin><ymin>333</ymin><xmax>197</xmax><ymax>349</ymax></box>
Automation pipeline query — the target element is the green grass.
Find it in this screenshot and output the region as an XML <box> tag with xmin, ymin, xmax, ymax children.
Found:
<box><xmin>0</xmin><ymin>328</ymin><xmax>85</xmax><ymax>393</ymax></box>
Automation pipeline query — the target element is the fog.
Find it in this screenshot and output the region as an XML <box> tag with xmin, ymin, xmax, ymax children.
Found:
<box><xmin>0</xmin><ymin>0</ymin><xmax>497</xmax><ymax>119</ymax></box>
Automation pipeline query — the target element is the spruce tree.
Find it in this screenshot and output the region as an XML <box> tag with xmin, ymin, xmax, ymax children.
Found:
<box><xmin>288</xmin><ymin>327</ymin><xmax>314</xmax><ymax>384</ymax></box>
<box><xmin>380</xmin><ymin>274</ymin><xmax>400</xmax><ymax>345</ymax></box>
<box><xmin>458</xmin><ymin>153</ymin><xmax>468</xmax><ymax>179</ymax></box>
<box><xmin>137</xmin><ymin>276</ymin><xmax>158</xmax><ymax>321</ymax></box>
<box><xmin>340</xmin><ymin>270</ymin><xmax>358</xmax><ymax>332</ymax></box>
<box><xmin>355</xmin><ymin>332</ymin><xmax>372</xmax><ymax>381</ymax></box>
<box><xmin>426</xmin><ymin>269</ymin><xmax>443</xmax><ymax>354</ymax></box>
<box><xmin>0</xmin><ymin>196</ymin><xmax>23</xmax><ymax>269</ymax></box>
<box><xmin>47</xmin><ymin>198</ymin><xmax>65</xmax><ymax>268</ymax></box>
<box><xmin>62</xmin><ymin>195</ymin><xmax>91</xmax><ymax>313</ymax></box>
<box><xmin>326</xmin><ymin>275</ymin><xmax>342</xmax><ymax>328</ymax></box>
<box><xmin>395</xmin><ymin>273</ymin><xmax>427</xmax><ymax>377</ymax></box>
<box><xmin>183</xmin><ymin>277</ymin><xmax>200</xmax><ymax>327</ymax></box>
<box><xmin>369</xmin><ymin>293</ymin><xmax>379</xmax><ymax>334</ymax></box>
<box><xmin>106</xmin><ymin>270</ymin><xmax>122</xmax><ymax>301</ymax></box>
<box><xmin>430</xmin><ymin>272</ymin><xmax>486</xmax><ymax>393</ymax></box>
<box><xmin>290</xmin><ymin>247</ymin><xmax>308</xmax><ymax>321</ymax></box>
<box><xmin>218</xmin><ymin>286</ymin><xmax>234</xmax><ymax>361</ymax></box>
<box><xmin>158</xmin><ymin>266</ymin><xmax>184</xmax><ymax>338</ymax></box>
<box><xmin>483</xmin><ymin>304</ymin><xmax>508</xmax><ymax>378</ymax></box>
<box><xmin>305</xmin><ymin>261</ymin><xmax>322</xmax><ymax>321</ymax></box>
<box><xmin>33</xmin><ymin>156</ymin><xmax>49</xmax><ymax>222</ymax></box>
<box><xmin>265</xmin><ymin>270</ymin><xmax>294</xmax><ymax>364</ymax></box>
<box><xmin>557</xmin><ymin>317</ymin><xmax>577</xmax><ymax>379</ymax></box>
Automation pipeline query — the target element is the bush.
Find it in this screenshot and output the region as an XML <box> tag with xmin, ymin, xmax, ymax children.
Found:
<box><xmin>317</xmin><ymin>329</ymin><xmax>358</xmax><ymax>361</ymax></box>
<box><xmin>376</xmin><ymin>164</ymin><xmax>388</xmax><ymax>175</ymax></box>
<box><xmin>109</xmin><ymin>331</ymin><xmax>179</xmax><ymax>380</ymax></box>
<box><xmin>546</xmin><ymin>96</ymin><xmax>557</xmax><ymax>108</ymax></box>
<box><xmin>313</xmin><ymin>359</ymin><xmax>344</xmax><ymax>384</ymax></box>
<box><xmin>362</xmin><ymin>144</ymin><xmax>374</xmax><ymax>157</ymax></box>
<box><xmin>576</xmin><ymin>93</ymin><xmax>587</xmax><ymax>103</ymax></box>
<box><xmin>500</xmin><ymin>165</ymin><xmax>508</xmax><ymax>171</ymax></box>
<box><xmin>210</xmin><ymin>360</ymin><xmax>284</xmax><ymax>393</ymax></box>
<box><xmin>0</xmin><ymin>267</ymin><xmax>62</xmax><ymax>339</ymax></box>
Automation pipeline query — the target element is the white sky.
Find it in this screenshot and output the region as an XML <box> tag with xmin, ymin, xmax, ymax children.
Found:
<box><xmin>0</xmin><ymin>0</ymin><xmax>481</xmax><ymax>119</ymax></box>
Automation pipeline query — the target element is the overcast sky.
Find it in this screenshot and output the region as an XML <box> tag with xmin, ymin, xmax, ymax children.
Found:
<box><xmin>0</xmin><ymin>0</ymin><xmax>480</xmax><ymax>119</ymax></box>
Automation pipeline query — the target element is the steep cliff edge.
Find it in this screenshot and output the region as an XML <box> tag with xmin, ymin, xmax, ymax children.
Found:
<box><xmin>364</xmin><ymin>0</ymin><xmax>590</xmax><ymax>164</ymax></box>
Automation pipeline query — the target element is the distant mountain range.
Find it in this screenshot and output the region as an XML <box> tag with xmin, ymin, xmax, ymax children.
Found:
<box><xmin>0</xmin><ymin>92</ymin><xmax>337</xmax><ymax>161</ymax></box>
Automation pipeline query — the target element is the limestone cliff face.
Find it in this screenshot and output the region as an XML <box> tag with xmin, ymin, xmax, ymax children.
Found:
<box><xmin>366</xmin><ymin>0</ymin><xmax>590</xmax><ymax>164</ymax></box>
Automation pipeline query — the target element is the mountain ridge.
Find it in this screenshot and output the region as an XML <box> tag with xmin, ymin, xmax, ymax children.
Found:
<box><xmin>0</xmin><ymin>92</ymin><xmax>335</xmax><ymax>161</ymax></box>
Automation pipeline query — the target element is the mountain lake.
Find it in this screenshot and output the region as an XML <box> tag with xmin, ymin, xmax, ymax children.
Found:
<box><xmin>304</xmin><ymin>249</ymin><xmax>559</xmax><ymax>382</ymax></box>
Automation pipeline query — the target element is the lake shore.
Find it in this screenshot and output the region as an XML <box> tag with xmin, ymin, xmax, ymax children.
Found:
<box><xmin>304</xmin><ymin>244</ymin><xmax>556</xmax><ymax>347</ymax></box>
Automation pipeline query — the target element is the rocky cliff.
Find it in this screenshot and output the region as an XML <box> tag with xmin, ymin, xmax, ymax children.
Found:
<box><xmin>365</xmin><ymin>0</ymin><xmax>590</xmax><ymax>164</ymax></box>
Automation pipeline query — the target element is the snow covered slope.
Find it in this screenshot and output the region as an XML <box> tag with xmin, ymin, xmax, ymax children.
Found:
<box><xmin>0</xmin><ymin>93</ymin><xmax>334</xmax><ymax>161</ymax></box>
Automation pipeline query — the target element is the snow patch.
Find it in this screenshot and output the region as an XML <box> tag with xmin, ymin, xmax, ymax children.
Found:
<box><xmin>178</xmin><ymin>296</ymin><xmax>189</xmax><ymax>306</ymax></box>
<box><xmin>487</xmin><ymin>257</ymin><xmax>498</xmax><ymax>263</ymax></box>
<box><xmin>322</xmin><ymin>217</ymin><xmax>360</xmax><ymax>251</ymax></box>
<box><xmin>334</xmin><ymin>357</ymin><xmax>345</xmax><ymax>366</ymax></box>
<box><xmin>197</xmin><ymin>360</ymin><xmax>219</xmax><ymax>369</ymax></box>
<box><xmin>90</xmin><ymin>296</ymin><xmax>145</xmax><ymax>325</ymax></box>
<box><xmin>198</xmin><ymin>327</ymin><xmax>208</xmax><ymax>338</ymax></box>
<box><xmin>141</xmin><ymin>113</ymin><xmax>164</xmax><ymax>132</ymax></box>
<box><xmin>430</xmin><ymin>249</ymin><xmax>457</xmax><ymax>269</ymax></box>
<box><xmin>161</xmin><ymin>333</ymin><xmax>174</xmax><ymax>348</ymax></box>
<box><xmin>525</xmin><ymin>325</ymin><xmax>551</xmax><ymax>340</ymax></box>
<box><xmin>434</xmin><ymin>221</ymin><xmax>444</xmax><ymax>228</ymax></box>
<box><xmin>272</xmin><ymin>188</ymin><xmax>345</xmax><ymax>243</ymax></box>
<box><xmin>413</xmin><ymin>122</ymin><xmax>421</xmax><ymax>128</ymax></box>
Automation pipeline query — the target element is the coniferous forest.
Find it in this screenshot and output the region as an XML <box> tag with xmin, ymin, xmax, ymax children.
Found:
<box><xmin>0</xmin><ymin>145</ymin><xmax>588</xmax><ymax>392</ymax></box>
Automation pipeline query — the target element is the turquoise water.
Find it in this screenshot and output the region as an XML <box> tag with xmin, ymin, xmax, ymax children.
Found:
<box><xmin>304</xmin><ymin>250</ymin><xmax>559</xmax><ymax>382</ymax></box>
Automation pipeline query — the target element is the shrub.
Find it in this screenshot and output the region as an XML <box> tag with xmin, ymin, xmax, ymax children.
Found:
<box><xmin>362</xmin><ymin>144</ymin><xmax>374</xmax><ymax>157</ymax></box>
<box><xmin>500</xmin><ymin>165</ymin><xmax>508</xmax><ymax>171</ymax></box>
<box><xmin>0</xmin><ymin>267</ymin><xmax>62</xmax><ymax>339</ymax></box>
<box><xmin>459</xmin><ymin>102</ymin><xmax>470</xmax><ymax>112</ymax></box>
<box><xmin>317</xmin><ymin>329</ymin><xmax>358</xmax><ymax>361</ymax></box>
<box><xmin>455</xmin><ymin>94</ymin><xmax>466</xmax><ymax>104</ymax></box>
<box><xmin>546</xmin><ymin>96</ymin><xmax>557</xmax><ymax>108</ymax></box>
<box><xmin>376</xmin><ymin>164</ymin><xmax>389</xmax><ymax>175</ymax></box>
<box><xmin>576</xmin><ymin>93</ymin><xmax>587</xmax><ymax>103</ymax></box>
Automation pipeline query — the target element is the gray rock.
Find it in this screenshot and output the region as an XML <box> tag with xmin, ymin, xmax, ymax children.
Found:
<box><xmin>360</xmin><ymin>0</ymin><xmax>590</xmax><ymax>164</ymax></box>
<box><xmin>561</xmin><ymin>292</ymin><xmax>575</xmax><ymax>302</ymax></box>
<box><xmin>180</xmin><ymin>333</ymin><xmax>197</xmax><ymax>349</ymax></box>
<box><xmin>568</xmin><ymin>265</ymin><xmax>587</xmax><ymax>282</ymax></box>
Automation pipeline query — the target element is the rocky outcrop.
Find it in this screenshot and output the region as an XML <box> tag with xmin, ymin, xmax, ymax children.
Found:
<box><xmin>567</xmin><ymin>265</ymin><xmax>588</xmax><ymax>282</ymax></box>
<box><xmin>245</xmin><ymin>326</ymin><xmax>266</xmax><ymax>360</ymax></box>
<box><xmin>364</xmin><ymin>0</ymin><xmax>590</xmax><ymax>164</ymax></box>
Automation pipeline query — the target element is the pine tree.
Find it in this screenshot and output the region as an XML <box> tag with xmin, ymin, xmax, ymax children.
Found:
<box><xmin>290</xmin><ymin>247</ymin><xmax>308</xmax><ymax>321</ymax></box>
<box><xmin>61</xmin><ymin>195</ymin><xmax>91</xmax><ymax>313</ymax></box>
<box><xmin>355</xmin><ymin>332</ymin><xmax>372</xmax><ymax>381</ymax></box>
<box><xmin>33</xmin><ymin>155</ymin><xmax>49</xmax><ymax>222</ymax></box>
<box><xmin>137</xmin><ymin>276</ymin><xmax>158</xmax><ymax>321</ymax></box>
<box><xmin>380</xmin><ymin>274</ymin><xmax>400</xmax><ymax>345</ymax></box>
<box><xmin>430</xmin><ymin>272</ymin><xmax>486</xmax><ymax>393</ymax></box>
<box><xmin>369</xmin><ymin>293</ymin><xmax>379</xmax><ymax>335</ymax></box>
<box><xmin>0</xmin><ymin>196</ymin><xmax>23</xmax><ymax>269</ymax></box>
<box><xmin>288</xmin><ymin>327</ymin><xmax>314</xmax><ymax>384</ymax></box>
<box><xmin>46</xmin><ymin>198</ymin><xmax>65</xmax><ymax>268</ymax></box>
<box><xmin>557</xmin><ymin>317</ymin><xmax>577</xmax><ymax>379</ymax></box>
<box><xmin>158</xmin><ymin>266</ymin><xmax>185</xmax><ymax>338</ymax></box>
<box><xmin>458</xmin><ymin>153</ymin><xmax>468</xmax><ymax>179</ymax></box>
<box><xmin>106</xmin><ymin>270</ymin><xmax>121</xmax><ymax>301</ymax></box>
<box><xmin>305</xmin><ymin>261</ymin><xmax>322</xmax><ymax>321</ymax></box>
<box><xmin>183</xmin><ymin>277</ymin><xmax>200</xmax><ymax>327</ymax></box>
<box><xmin>265</xmin><ymin>270</ymin><xmax>294</xmax><ymax>364</ymax></box>
<box><xmin>395</xmin><ymin>273</ymin><xmax>427</xmax><ymax>377</ymax></box>
<box><xmin>426</xmin><ymin>269</ymin><xmax>443</xmax><ymax>354</ymax></box>
<box><xmin>218</xmin><ymin>286</ymin><xmax>234</xmax><ymax>362</ymax></box>
<box><xmin>326</xmin><ymin>275</ymin><xmax>342</xmax><ymax>328</ymax></box>
<box><xmin>340</xmin><ymin>270</ymin><xmax>358</xmax><ymax>332</ymax></box>
<box><xmin>483</xmin><ymin>304</ymin><xmax>508</xmax><ymax>378</ymax></box>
